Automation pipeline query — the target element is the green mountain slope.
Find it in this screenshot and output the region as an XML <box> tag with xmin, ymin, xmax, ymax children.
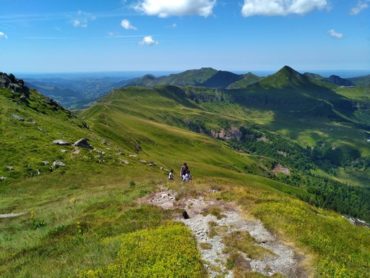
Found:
<box><xmin>1</xmin><ymin>72</ymin><xmax>370</xmax><ymax>277</ymax></box>
<box><xmin>227</xmin><ymin>72</ymin><xmax>261</xmax><ymax>89</ymax></box>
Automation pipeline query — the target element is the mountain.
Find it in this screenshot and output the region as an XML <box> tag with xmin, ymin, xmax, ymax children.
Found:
<box><xmin>228</xmin><ymin>66</ymin><xmax>356</xmax><ymax>120</ymax></box>
<box><xmin>127</xmin><ymin>67</ymin><xmax>243</xmax><ymax>89</ymax></box>
<box><xmin>326</xmin><ymin>75</ymin><xmax>354</xmax><ymax>87</ymax></box>
<box><xmin>1</xmin><ymin>71</ymin><xmax>370</xmax><ymax>278</ymax></box>
<box><xmin>227</xmin><ymin>72</ymin><xmax>261</xmax><ymax>89</ymax></box>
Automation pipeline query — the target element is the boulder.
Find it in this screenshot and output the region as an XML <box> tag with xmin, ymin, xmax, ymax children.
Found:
<box><xmin>73</xmin><ymin>138</ymin><xmax>93</xmax><ymax>149</ymax></box>
<box><xmin>53</xmin><ymin>140</ymin><xmax>71</xmax><ymax>146</ymax></box>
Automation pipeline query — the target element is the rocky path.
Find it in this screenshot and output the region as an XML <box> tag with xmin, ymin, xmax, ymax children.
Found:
<box><xmin>142</xmin><ymin>189</ymin><xmax>305</xmax><ymax>278</ymax></box>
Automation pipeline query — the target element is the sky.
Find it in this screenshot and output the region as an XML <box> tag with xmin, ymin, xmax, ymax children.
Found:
<box><xmin>0</xmin><ymin>0</ymin><xmax>369</xmax><ymax>73</ymax></box>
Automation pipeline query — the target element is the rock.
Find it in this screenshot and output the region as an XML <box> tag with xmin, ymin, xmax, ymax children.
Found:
<box><xmin>72</xmin><ymin>148</ymin><xmax>81</xmax><ymax>155</ymax></box>
<box><xmin>139</xmin><ymin>160</ymin><xmax>147</xmax><ymax>164</ymax></box>
<box><xmin>211</xmin><ymin>127</ymin><xmax>242</xmax><ymax>141</ymax></box>
<box><xmin>0</xmin><ymin>176</ymin><xmax>7</xmax><ymax>181</ymax></box>
<box><xmin>41</xmin><ymin>161</ymin><xmax>49</xmax><ymax>166</ymax></box>
<box><xmin>52</xmin><ymin>161</ymin><xmax>65</xmax><ymax>168</ymax></box>
<box><xmin>5</xmin><ymin>166</ymin><xmax>14</xmax><ymax>171</ymax></box>
<box><xmin>0</xmin><ymin>72</ymin><xmax>30</xmax><ymax>96</ymax></box>
<box><xmin>129</xmin><ymin>154</ymin><xmax>137</xmax><ymax>158</ymax></box>
<box><xmin>73</xmin><ymin>138</ymin><xmax>93</xmax><ymax>149</ymax></box>
<box><xmin>11</xmin><ymin>114</ymin><xmax>24</xmax><ymax>121</ymax></box>
<box><xmin>120</xmin><ymin>159</ymin><xmax>129</xmax><ymax>165</ymax></box>
<box><xmin>272</xmin><ymin>164</ymin><xmax>291</xmax><ymax>176</ymax></box>
<box><xmin>53</xmin><ymin>139</ymin><xmax>71</xmax><ymax>146</ymax></box>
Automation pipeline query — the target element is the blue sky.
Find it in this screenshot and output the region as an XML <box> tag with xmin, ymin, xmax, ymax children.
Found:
<box><xmin>0</xmin><ymin>0</ymin><xmax>369</xmax><ymax>73</ymax></box>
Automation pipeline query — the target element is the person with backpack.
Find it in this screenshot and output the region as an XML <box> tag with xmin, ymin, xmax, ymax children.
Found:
<box><xmin>180</xmin><ymin>163</ymin><xmax>190</xmax><ymax>182</ymax></box>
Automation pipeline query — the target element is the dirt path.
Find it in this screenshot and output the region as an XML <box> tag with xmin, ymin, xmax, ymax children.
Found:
<box><xmin>142</xmin><ymin>189</ymin><xmax>306</xmax><ymax>278</ymax></box>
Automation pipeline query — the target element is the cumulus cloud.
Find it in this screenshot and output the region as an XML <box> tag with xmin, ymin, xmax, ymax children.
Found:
<box><xmin>350</xmin><ymin>0</ymin><xmax>369</xmax><ymax>15</ymax></box>
<box><xmin>140</xmin><ymin>35</ymin><xmax>159</xmax><ymax>45</ymax></box>
<box><xmin>241</xmin><ymin>0</ymin><xmax>327</xmax><ymax>17</ymax></box>
<box><xmin>71</xmin><ymin>11</ymin><xmax>95</xmax><ymax>28</ymax></box>
<box><xmin>121</xmin><ymin>19</ymin><xmax>137</xmax><ymax>30</ymax></box>
<box><xmin>328</xmin><ymin>29</ymin><xmax>343</xmax><ymax>39</ymax></box>
<box><xmin>135</xmin><ymin>0</ymin><xmax>216</xmax><ymax>17</ymax></box>
<box><xmin>0</xmin><ymin>32</ymin><xmax>8</xmax><ymax>39</ymax></box>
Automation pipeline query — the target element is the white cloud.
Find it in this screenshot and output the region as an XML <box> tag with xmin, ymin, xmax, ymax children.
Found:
<box><xmin>140</xmin><ymin>35</ymin><xmax>159</xmax><ymax>45</ymax></box>
<box><xmin>135</xmin><ymin>0</ymin><xmax>216</xmax><ymax>17</ymax></box>
<box><xmin>121</xmin><ymin>19</ymin><xmax>137</xmax><ymax>30</ymax></box>
<box><xmin>350</xmin><ymin>0</ymin><xmax>369</xmax><ymax>15</ymax></box>
<box><xmin>0</xmin><ymin>32</ymin><xmax>8</xmax><ymax>39</ymax></box>
<box><xmin>71</xmin><ymin>11</ymin><xmax>95</xmax><ymax>28</ymax></box>
<box><xmin>328</xmin><ymin>29</ymin><xmax>343</xmax><ymax>39</ymax></box>
<box><xmin>242</xmin><ymin>0</ymin><xmax>327</xmax><ymax>17</ymax></box>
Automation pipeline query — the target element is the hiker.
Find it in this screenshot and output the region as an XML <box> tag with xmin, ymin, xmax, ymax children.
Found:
<box><xmin>168</xmin><ymin>169</ymin><xmax>174</xmax><ymax>181</ymax></box>
<box><xmin>180</xmin><ymin>163</ymin><xmax>191</xmax><ymax>182</ymax></box>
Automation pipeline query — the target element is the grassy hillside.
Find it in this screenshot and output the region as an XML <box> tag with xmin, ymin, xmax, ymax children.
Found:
<box><xmin>1</xmin><ymin>73</ymin><xmax>370</xmax><ymax>277</ymax></box>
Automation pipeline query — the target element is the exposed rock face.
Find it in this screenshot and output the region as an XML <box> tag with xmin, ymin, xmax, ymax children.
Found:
<box><xmin>0</xmin><ymin>72</ymin><xmax>30</xmax><ymax>97</ymax></box>
<box><xmin>73</xmin><ymin>138</ymin><xmax>93</xmax><ymax>149</ymax></box>
<box><xmin>211</xmin><ymin>127</ymin><xmax>242</xmax><ymax>141</ymax></box>
<box><xmin>273</xmin><ymin>164</ymin><xmax>291</xmax><ymax>176</ymax></box>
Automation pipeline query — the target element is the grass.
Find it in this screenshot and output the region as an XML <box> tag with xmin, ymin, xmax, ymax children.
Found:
<box><xmin>79</xmin><ymin>223</ymin><xmax>205</xmax><ymax>278</ymax></box>
<box><xmin>223</xmin><ymin>231</ymin><xmax>272</xmax><ymax>260</ymax></box>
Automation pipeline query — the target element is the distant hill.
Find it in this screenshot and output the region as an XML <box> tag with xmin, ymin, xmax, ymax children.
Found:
<box><xmin>25</xmin><ymin>76</ymin><xmax>133</xmax><ymax>109</ymax></box>
<box><xmin>326</xmin><ymin>75</ymin><xmax>354</xmax><ymax>87</ymax></box>
<box><xmin>350</xmin><ymin>75</ymin><xmax>370</xmax><ymax>87</ymax></box>
<box><xmin>127</xmin><ymin>67</ymin><xmax>243</xmax><ymax>89</ymax></box>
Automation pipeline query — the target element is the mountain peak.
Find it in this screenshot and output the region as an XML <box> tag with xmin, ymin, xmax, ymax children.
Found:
<box><xmin>277</xmin><ymin>65</ymin><xmax>300</xmax><ymax>76</ymax></box>
<box><xmin>259</xmin><ymin>66</ymin><xmax>308</xmax><ymax>88</ymax></box>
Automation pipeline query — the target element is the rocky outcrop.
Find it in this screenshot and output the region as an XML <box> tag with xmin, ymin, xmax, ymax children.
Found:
<box><xmin>272</xmin><ymin>164</ymin><xmax>291</xmax><ymax>176</ymax></box>
<box><xmin>0</xmin><ymin>72</ymin><xmax>30</xmax><ymax>97</ymax></box>
<box><xmin>73</xmin><ymin>138</ymin><xmax>93</xmax><ymax>149</ymax></box>
<box><xmin>211</xmin><ymin>127</ymin><xmax>242</xmax><ymax>141</ymax></box>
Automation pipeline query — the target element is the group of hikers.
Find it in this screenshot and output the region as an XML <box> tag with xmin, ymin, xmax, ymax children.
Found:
<box><xmin>168</xmin><ymin>162</ymin><xmax>192</xmax><ymax>182</ymax></box>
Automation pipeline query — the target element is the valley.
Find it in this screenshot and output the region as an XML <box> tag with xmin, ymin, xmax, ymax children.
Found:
<box><xmin>1</xmin><ymin>68</ymin><xmax>369</xmax><ymax>277</ymax></box>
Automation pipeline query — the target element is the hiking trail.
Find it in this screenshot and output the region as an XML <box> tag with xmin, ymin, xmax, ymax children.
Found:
<box><xmin>141</xmin><ymin>189</ymin><xmax>306</xmax><ymax>278</ymax></box>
